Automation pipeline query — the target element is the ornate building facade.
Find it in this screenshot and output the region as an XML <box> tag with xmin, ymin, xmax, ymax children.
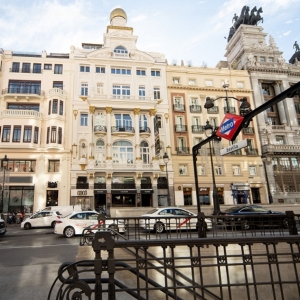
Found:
<box><xmin>225</xmin><ymin>24</ymin><xmax>300</xmax><ymax>203</ymax></box>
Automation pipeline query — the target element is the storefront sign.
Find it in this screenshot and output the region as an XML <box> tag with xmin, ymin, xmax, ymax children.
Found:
<box><xmin>111</xmin><ymin>190</ymin><xmax>137</xmax><ymax>194</ymax></box>
<box><xmin>71</xmin><ymin>189</ymin><xmax>94</xmax><ymax>196</ymax></box>
<box><xmin>94</xmin><ymin>190</ymin><xmax>106</xmax><ymax>194</ymax></box>
<box><xmin>141</xmin><ymin>190</ymin><xmax>153</xmax><ymax>194</ymax></box>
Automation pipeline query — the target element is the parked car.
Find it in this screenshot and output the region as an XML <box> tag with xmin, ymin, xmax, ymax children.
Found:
<box><xmin>0</xmin><ymin>216</ymin><xmax>6</xmax><ymax>235</ymax></box>
<box><xmin>218</xmin><ymin>205</ymin><xmax>288</xmax><ymax>230</ymax></box>
<box><xmin>21</xmin><ymin>210</ymin><xmax>62</xmax><ymax>229</ymax></box>
<box><xmin>139</xmin><ymin>207</ymin><xmax>212</xmax><ymax>233</ymax></box>
<box><xmin>54</xmin><ymin>211</ymin><xmax>126</xmax><ymax>238</ymax></box>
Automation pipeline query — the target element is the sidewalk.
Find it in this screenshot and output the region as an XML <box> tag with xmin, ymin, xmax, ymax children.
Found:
<box><xmin>3</xmin><ymin>223</ymin><xmax>54</xmax><ymax>237</ymax></box>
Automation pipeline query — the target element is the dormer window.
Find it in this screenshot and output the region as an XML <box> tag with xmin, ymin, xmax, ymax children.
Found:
<box><xmin>114</xmin><ymin>46</ymin><xmax>128</xmax><ymax>57</ymax></box>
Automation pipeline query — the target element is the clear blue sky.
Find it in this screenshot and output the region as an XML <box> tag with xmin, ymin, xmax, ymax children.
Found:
<box><xmin>0</xmin><ymin>0</ymin><xmax>299</xmax><ymax>67</ymax></box>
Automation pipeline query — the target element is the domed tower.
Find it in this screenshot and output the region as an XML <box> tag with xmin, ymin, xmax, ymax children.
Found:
<box><xmin>110</xmin><ymin>8</ymin><xmax>127</xmax><ymax>27</ymax></box>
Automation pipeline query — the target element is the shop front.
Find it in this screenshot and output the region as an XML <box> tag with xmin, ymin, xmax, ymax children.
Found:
<box><xmin>140</xmin><ymin>190</ymin><xmax>153</xmax><ymax>206</ymax></box>
<box><xmin>230</xmin><ymin>183</ymin><xmax>250</xmax><ymax>204</ymax></box>
<box><xmin>199</xmin><ymin>187</ymin><xmax>210</xmax><ymax>205</ymax></box>
<box><xmin>111</xmin><ymin>190</ymin><xmax>137</xmax><ymax>207</ymax></box>
<box><xmin>71</xmin><ymin>189</ymin><xmax>94</xmax><ymax>210</ymax></box>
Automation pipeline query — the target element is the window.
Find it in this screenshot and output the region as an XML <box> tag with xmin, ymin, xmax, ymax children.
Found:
<box><xmin>95</xmin><ymin>139</ymin><xmax>105</xmax><ymax>164</ymax></box>
<box><xmin>112</xmin><ymin>141</ymin><xmax>133</xmax><ymax>164</ymax></box>
<box><xmin>7</xmin><ymin>103</ymin><xmax>40</xmax><ymax>111</ymax></box>
<box><xmin>8</xmin><ymin>80</ymin><xmax>41</xmax><ymax>94</ymax></box>
<box><xmin>44</xmin><ymin>64</ymin><xmax>52</xmax><ymax>70</ymax></box>
<box><xmin>58</xmin><ymin>128</ymin><xmax>62</xmax><ymax>144</ymax></box>
<box><xmin>12</xmin><ymin>126</ymin><xmax>21</xmax><ymax>142</ymax></box>
<box><xmin>173</xmin><ymin>77</ymin><xmax>180</xmax><ymax>84</ymax></box>
<box><xmin>140</xmin><ymin>141</ymin><xmax>150</xmax><ymax>165</ymax></box>
<box><xmin>268</xmin><ymin>57</ymin><xmax>274</xmax><ymax>62</ymax></box>
<box><xmin>237</xmin><ymin>81</ymin><xmax>244</xmax><ymax>88</ymax></box>
<box><xmin>80</xmin><ymin>113</ymin><xmax>88</xmax><ymax>126</ymax></box>
<box><xmin>59</xmin><ymin>100</ymin><xmax>63</xmax><ymax>115</ymax></box>
<box><xmin>189</xmin><ymin>79</ymin><xmax>196</xmax><ymax>85</ymax></box>
<box><xmin>114</xmin><ymin>114</ymin><xmax>132</xmax><ymax>128</ymax></box>
<box><xmin>48</xmin><ymin>160</ymin><xmax>60</xmax><ymax>172</ymax></box>
<box><xmin>114</xmin><ymin>46</ymin><xmax>128</xmax><ymax>57</ymax></box>
<box><xmin>139</xmin><ymin>114</ymin><xmax>148</xmax><ymax>130</ymax></box>
<box><xmin>205</xmin><ymin>80</ymin><xmax>213</xmax><ymax>86</ymax></box>
<box><xmin>136</xmin><ymin>69</ymin><xmax>146</xmax><ymax>76</ymax></box>
<box><xmin>215</xmin><ymin>165</ymin><xmax>223</xmax><ymax>175</ymax></box>
<box><xmin>139</xmin><ymin>86</ymin><xmax>145</xmax><ymax>99</ymax></box>
<box><xmin>249</xmin><ymin>166</ymin><xmax>256</xmax><ymax>176</ymax></box>
<box><xmin>232</xmin><ymin>165</ymin><xmax>240</xmax><ymax>175</ymax></box>
<box><xmin>179</xmin><ymin>165</ymin><xmax>187</xmax><ymax>175</ymax></box>
<box><xmin>34</xmin><ymin>127</ymin><xmax>39</xmax><ymax>144</ymax></box>
<box><xmin>194</xmin><ymin>137</ymin><xmax>202</xmax><ymax>146</ymax></box>
<box><xmin>151</xmin><ymin>70</ymin><xmax>160</xmax><ymax>76</ymax></box>
<box><xmin>46</xmin><ymin>127</ymin><xmax>60</xmax><ymax>144</ymax></box>
<box><xmin>23</xmin><ymin>126</ymin><xmax>32</xmax><ymax>142</ymax></box>
<box><xmin>153</xmin><ymin>87</ymin><xmax>160</xmax><ymax>99</ymax></box>
<box><xmin>276</xmin><ymin>135</ymin><xmax>285</xmax><ymax>145</ymax></box>
<box><xmin>81</xmin><ymin>83</ymin><xmax>88</xmax><ymax>96</ymax></box>
<box><xmin>112</xmin><ymin>85</ymin><xmax>130</xmax><ymax>98</ymax></box>
<box><xmin>53</xmin><ymin>81</ymin><xmax>63</xmax><ymax>89</ymax></box>
<box><xmin>96</xmin><ymin>66</ymin><xmax>105</xmax><ymax>73</ymax></box>
<box><xmin>111</xmin><ymin>67</ymin><xmax>131</xmax><ymax>75</ymax></box>
<box><xmin>197</xmin><ymin>165</ymin><xmax>205</xmax><ymax>175</ymax></box>
<box><xmin>2</xmin><ymin>126</ymin><xmax>11</xmax><ymax>142</ymax></box>
<box><xmin>50</xmin><ymin>127</ymin><xmax>57</xmax><ymax>143</ymax></box>
<box><xmin>155</xmin><ymin>115</ymin><xmax>162</xmax><ymax>129</ymax></box>
<box><xmin>260</xmin><ymin>57</ymin><xmax>265</xmax><ymax>62</ymax></box>
<box><xmin>96</xmin><ymin>83</ymin><xmax>104</xmax><ymax>95</ymax></box>
<box><xmin>33</xmin><ymin>63</ymin><xmax>41</xmax><ymax>73</ymax></box>
<box><xmin>22</xmin><ymin>63</ymin><xmax>30</xmax><ymax>73</ymax></box>
<box><xmin>80</xmin><ymin>65</ymin><xmax>90</xmax><ymax>72</ymax></box>
<box><xmin>54</xmin><ymin>64</ymin><xmax>63</xmax><ymax>74</ymax></box>
<box><xmin>52</xmin><ymin>100</ymin><xmax>58</xmax><ymax>114</ymax></box>
<box><xmin>12</xmin><ymin>62</ymin><xmax>20</xmax><ymax>72</ymax></box>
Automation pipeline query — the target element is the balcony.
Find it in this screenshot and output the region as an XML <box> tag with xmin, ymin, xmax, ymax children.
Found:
<box><xmin>262</xmin><ymin>144</ymin><xmax>300</xmax><ymax>154</ymax></box>
<box><xmin>190</xmin><ymin>105</ymin><xmax>202</xmax><ymax>113</ymax></box>
<box><xmin>76</xmin><ymin>183</ymin><xmax>89</xmax><ymax>189</ymax></box>
<box><xmin>191</xmin><ymin>125</ymin><xmax>204</xmax><ymax>133</ymax></box>
<box><xmin>207</xmin><ymin>106</ymin><xmax>219</xmax><ymax>114</ymax></box>
<box><xmin>175</xmin><ymin>125</ymin><xmax>187</xmax><ymax>132</ymax></box>
<box><xmin>157</xmin><ymin>182</ymin><xmax>168</xmax><ymax>189</ymax></box>
<box><xmin>245</xmin><ymin>148</ymin><xmax>259</xmax><ymax>156</ymax></box>
<box><xmin>139</xmin><ymin>127</ymin><xmax>151</xmax><ymax>137</ymax></box>
<box><xmin>0</xmin><ymin>109</ymin><xmax>42</xmax><ymax>119</ymax></box>
<box><xmin>227</xmin><ymin>149</ymin><xmax>242</xmax><ymax>155</ymax></box>
<box><xmin>111</xmin><ymin>126</ymin><xmax>135</xmax><ymax>136</ymax></box>
<box><xmin>47</xmin><ymin>88</ymin><xmax>67</xmax><ymax>98</ymax></box>
<box><xmin>176</xmin><ymin>147</ymin><xmax>190</xmax><ymax>155</ymax></box>
<box><xmin>242</xmin><ymin>127</ymin><xmax>255</xmax><ymax>134</ymax></box>
<box><xmin>2</xmin><ymin>88</ymin><xmax>44</xmax><ymax>97</ymax></box>
<box><xmin>10</xmin><ymin>68</ymin><xmax>42</xmax><ymax>74</ymax></box>
<box><xmin>141</xmin><ymin>183</ymin><xmax>152</xmax><ymax>189</ymax></box>
<box><xmin>111</xmin><ymin>183</ymin><xmax>136</xmax><ymax>189</ymax></box>
<box><xmin>173</xmin><ymin>104</ymin><xmax>185</xmax><ymax>112</ymax></box>
<box><xmin>94</xmin><ymin>125</ymin><xmax>107</xmax><ymax>136</ymax></box>
<box><xmin>223</xmin><ymin>106</ymin><xmax>236</xmax><ymax>114</ymax></box>
<box><xmin>94</xmin><ymin>183</ymin><xmax>106</xmax><ymax>189</ymax></box>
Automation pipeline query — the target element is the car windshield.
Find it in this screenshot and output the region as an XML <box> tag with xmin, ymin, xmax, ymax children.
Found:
<box><xmin>146</xmin><ymin>209</ymin><xmax>159</xmax><ymax>214</ymax></box>
<box><xmin>225</xmin><ymin>206</ymin><xmax>243</xmax><ymax>213</ymax></box>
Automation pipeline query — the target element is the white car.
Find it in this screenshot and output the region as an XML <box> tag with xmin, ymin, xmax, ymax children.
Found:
<box><xmin>21</xmin><ymin>210</ymin><xmax>62</xmax><ymax>229</ymax></box>
<box><xmin>54</xmin><ymin>211</ymin><xmax>126</xmax><ymax>238</ymax></box>
<box><xmin>139</xmin><ymin>207</ymin><xmax>212</xmax><ymax>233</ymax></box>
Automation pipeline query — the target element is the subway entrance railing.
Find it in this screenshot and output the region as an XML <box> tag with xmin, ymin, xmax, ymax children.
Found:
<box><xmin>48</xmin><ymin>213</ymin><xmax>300</xmax><ymax>300</ymax></box>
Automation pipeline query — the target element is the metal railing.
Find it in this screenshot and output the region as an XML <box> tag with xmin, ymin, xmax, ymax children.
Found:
<box><xmin>111</xmin><ymin>126</ymin><xmax>135</xmax><ymax>133</ymax></box>
<box><xmin>189</xmin><ymin>105</ymin><xmax>202</xmax><ymax>113</ymax></box>
<box><xmin>2</xmin><ymin>88</ymin><xmax>44</xmax><ymax>96</ymax></box>
<box><xmin>191</xmin><ymin>125</ymin><xmax>204</xmax><ymax>133</ymax></box>
<box><xmin>48</xmin><ymin>213</ymin><xmax>300</xmax><ymax>300</ymax></box>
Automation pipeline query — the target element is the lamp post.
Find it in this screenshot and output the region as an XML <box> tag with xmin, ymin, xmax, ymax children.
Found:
<box><xmin>163</xmin><ymin>152</ymin><xmax>170</xmax><ymax>206</ymax></box>
<box><xmin>1</xmin><ymin>155</ymin><xmax>9</xmax><ymax>212</ymax></box>
<box><xmin>261</xmin><ymin>154</ymin><xmax>273</xmax><ymax>204</ymax></box>
<box><xmin>204</xmin><ymin>121</ymin><xmax>220</xmax><ymax>215</ymax></box>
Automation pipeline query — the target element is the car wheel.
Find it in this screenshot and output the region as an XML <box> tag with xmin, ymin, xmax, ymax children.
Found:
<box><xmin>154</xmin><ymin>222</ymin><xmax>165</xmax><ymax>233</ymax></box>
<box><xmin>241</xmin><ymin>219</ymin><xmax>250</xmax><ymax>230</ymax></box>
<box><xmin>24</xmin><ymin>222</ymin><xmax>31</xmax><ymax>230</ymax></box>
<box><xmin>51</xmin><ymin>221</ymin><xmax>56</xmax><ymax>228</ymax></box>
<box><xmin>64</xmin><ymin>226</ymin><xmax>75</xmax><ymax>238</ymax></box>
<box><xmin>108</xmin><ymin>224</ymin><xmax>119</xmax><ymax>235</ymax></box>
<box><xmin>0</xmin><ymin>232</ymin><xmax>6</xmax><ymax>236</ymax></box>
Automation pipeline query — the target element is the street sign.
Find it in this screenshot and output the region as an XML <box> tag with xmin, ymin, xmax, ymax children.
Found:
<box><xmin>220</xmin><ymin>139</ymin><xmax>248</xmax><ymax>156</ymax></box>
<box><xmin>216</xmin><ymin>113</ymin><xmax>244</xmax><ymax>141</ymax></box>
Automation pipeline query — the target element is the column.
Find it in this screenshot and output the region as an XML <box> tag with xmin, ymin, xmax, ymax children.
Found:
<box><xmin>273</xmin><ymin>81</ymin><xmax>287</xmax><ymax>125</ymax></box>
<box><xmin>149</xmin><ymin>109</ymin><xmax>158</xmax><ymax>169</ymax></box>
<box><xmin>257</xmin><ymin>80</ymin><xmax>269</xmax><ymax>125</ymax></box>
<box><xmin>282</xmin><ymin>80</ymin><xmax>298</xmax><ymax>128</ymax></box>
<box><xmin>133</xmin><ymin>108</ymin><xmax>141</xmax><ymax>167</ymax></box>
<box><xmin>106</xmin><ymin>107</ymin><xmax>112</xmax><ymax>168</ymax></box>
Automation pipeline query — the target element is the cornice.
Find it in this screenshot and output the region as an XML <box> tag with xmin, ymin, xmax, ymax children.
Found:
<box><xmin>247</xmin><ymin>66</ymin><xmax>300</xmax><ymax>77</ymax></box>
<box><xmin>106</xmin><ymin>25</ymin><xmax>133</xmax><ymax>33</ymax></box>
<box><xmin>167</xmin><ymin>85</ymin><xmax>253</xmax><ymax>94</ymax></box>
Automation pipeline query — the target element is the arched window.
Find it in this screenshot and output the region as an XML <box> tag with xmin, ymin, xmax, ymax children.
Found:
<box><xmin>95</xmin><ymin>139</ymin><xmax>105</xmax><ymax>163</ymax></box>
<box><xmin>112</xmin><ymin>141</ymin><xmax>133</xmax><ymax>164</ymax></box>
<box><xmin>140</xmin><ymin>141</ymin><xmax>150</xmax><ymax>165</ymax></box>
<box><xmin>114</xmin><ymin>46</ymin><xmax>128</xmax><ymax>57</ymax></box>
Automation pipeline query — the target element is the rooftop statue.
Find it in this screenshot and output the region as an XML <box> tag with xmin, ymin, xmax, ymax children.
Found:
<box><xmin>228</xmin><ymin>5</ymin><xmax>263</xmax><ymax>42</ymax></box>
<box><xmin>294</xmin><ymin>41</ymin><xmax>300</xmax><ymax>52</ymax></box>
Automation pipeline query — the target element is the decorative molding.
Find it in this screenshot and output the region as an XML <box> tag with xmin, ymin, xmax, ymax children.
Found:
<box><xmin>133</xmin><ymin>108</ymin><xmax>140</xmax><ymax>115</ymax></box>
<box><xmin>73</xmin><ymin>110</ymin><xmax>78</xmax><ymax>119</ymax></box>
<box><xmin>80</xmin><ymin>96</ymin><xmax>87</xmax><ymax>101</ymax></box>
<box><xmin>149</xmin><ymin>109</ymin><xmax>156</xmax><ymax>116</ymax></box>
<box><xmin>167</xmin><ymin>85</ymin><xmax>253</xmax><ymax>93</ymax></box>
<box><xmin>89</xmin><ymin>106</ymin><xmax>95</xmax><ymax>114</ymax></box>
<box><xmin>106</xmin><ymin>25</ymin><xmax>133</xmax><ymax>32</ymax></box>
<box><xmin>106</xmin><ymin>157</ymin><xmax>112</xmax><ymax>160</ymax></box>
<box><xmin>106</xmin><ymin>107</ymin><xmax>113</xmax><ymax>114</ymax></box>
<box><xmin>164</xmin><ymin>113</ymin><xmax>169</xmax><ymax>122</ymax></box>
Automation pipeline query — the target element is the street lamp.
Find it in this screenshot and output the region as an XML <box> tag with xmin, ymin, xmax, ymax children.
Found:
<box><xmin>204</xmin><ymin>82</ymin><xmax>251</xmax><ymax>116</ymax></box>
<box><xmin>204</xmin><ymin>121</ymin><xmax>220</xmax><ymax>215</ymax></box>
<box><xmin>163</xmin><ymin>152</ymin><xmax>171</xmax><ymax>206</ymax></box>
<box><xmin>1</xmin><ymin>155</ymin><xmax>9</xmax><ymax>212</ymax></box>
<box><xmin>261</xmin><ymin>154</ymin><xmax>273</xmax><ymax>204</ymax></box>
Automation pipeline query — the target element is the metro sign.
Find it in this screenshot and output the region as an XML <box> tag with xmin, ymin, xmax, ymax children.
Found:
<box><xmin>216</xmin><ymin>113</ymin><xmax>244</xmax><ymax>141</ymax></box>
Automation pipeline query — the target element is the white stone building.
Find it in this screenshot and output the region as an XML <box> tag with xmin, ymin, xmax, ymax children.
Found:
<box><xmin>69</xmin><ymin>8</ymin><xmax>172</xmax><ymax>214</ymax></box>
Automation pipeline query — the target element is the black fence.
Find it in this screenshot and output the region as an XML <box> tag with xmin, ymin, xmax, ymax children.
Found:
<box><xmin>48</xmin><ymin>213</ymin><xmax>300</xmax><ymax>299</ymax></box>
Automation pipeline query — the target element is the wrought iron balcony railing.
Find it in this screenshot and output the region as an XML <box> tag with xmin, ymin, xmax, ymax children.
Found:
<box><xmin>141</xmin><ymin>183</ymin><xmax>152</xmax><ymax>189</ymax></box>
<box><xmin>226</xmin><ymin>149</ymin><xmax>242</xmax><ymax>155</ymax></box>
<box><xmin>111</xmin><ymin>126</ymin><xmax>135</xmax><ymax>133</ymax></box>
<box><xmin>111</xmin><ymin>183</ymin><xmax>136</xmax><ymax>189</ymax></box>
<box><xmin>189</xmin><ymin>105</ymin><xmax>202</xmax><ymax>113</ymax></box>
<box><xmin>223</xmin><ymin>106</ymin><xmax>236</xmax><ymax>113</ymax></box>
<box><xmin>94</xmin><ymin>125</ymin><xmax>107</xmax><ymax>133</ymax></box>
<box><xmin>139</xmin><ymin>127</ymin><xmax>151</xmax><ymax>133</ymax></box>
<box><xmin>76</xmin><ymin>183</ymin><xmax>89</xmax><ymax>189</ymax></box>
<box><xmin>207</xmin><ymin>106</ymin><xmax>219</xmax><ymax>114</ymax></box>
<box><xmin>173</xmin><ymin>104</ymin><xmax>185</xmax><ymax>112</ymax></box>
<box><xmin>175</xmin><ymin>124</ymin><xmax>187</xmax><ymax>132</ymax></box>
<box><xmin>245</xmin><ymin>148</ymin><xmax>259</xmax><ymax>156</ymax></box>
<box><xmin>94</xmin><ymin>183</ymin><xmax>106</xmax><ymax>189</ymax></box>
<box><xmin>10</xmin><ymin>68</ymin><xmax>42</xmax><ymax>73</ymax></box>
<box><xmin>191</xmin><ymin>125</ymin><xmax>204</xmax><ymax>133</ymax></box>
<box><xmin>176</xmin><ymin>147</ymin><xmax>190</xmax><ymax>154</ymax></box>
<box><xmin>242</xmin><ymin>127</ymin><xmax>255</xmax><ymax>134</ymax></box>
<box><xmin>2</xmin><ymin>88</ymin><xmax>44</xmax><ymax>96</ymax></box>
